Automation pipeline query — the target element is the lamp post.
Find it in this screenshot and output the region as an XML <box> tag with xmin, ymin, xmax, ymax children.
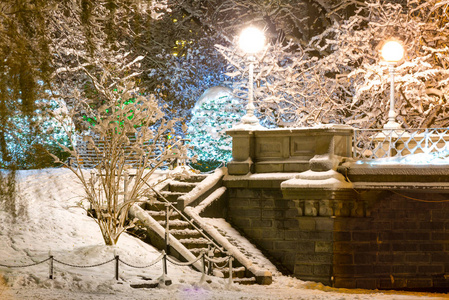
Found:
<box><xmin>238</xmin><ymin>26</ymin><xmax>265</xmax><ymax>126</ymax></box>
<box><xmin>381</xmin><ymin>40</ymin><xmax>404</xmax><ymax>129</ymax></box>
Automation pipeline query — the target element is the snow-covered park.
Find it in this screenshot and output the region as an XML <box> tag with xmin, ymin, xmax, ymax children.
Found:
<box><xmin>0</xmin><ymin>168</ymin><xmax>446</xmax><ymax>300</ymax></box>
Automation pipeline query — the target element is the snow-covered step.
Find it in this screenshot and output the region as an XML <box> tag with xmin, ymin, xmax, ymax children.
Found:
<box><xmin>178</xmin><ymin>237</ymin><xmax>210</xmax><ymax>249</ymax></box>
<box><xmin>146</xmin><ymin>210</ymin><xmax>181</xmax><ymax>221</ymax></box>
<box><xmin>168</xmin><ymin>181</ymin><xmax>198</xmax><ymax>193</ymax></box>
<box><xmin>169</xmin><ymin>228</ymin><xmax>203</xmax><ymax>239</ymax></box>
<box><xmin>189</xmin><ymin>247</ymin><xmax>224</xmax><ymax>258</ymax></box>
<box><xmin>145</xmin><ymin>201</ymin><xmax>178</xmax><ymax>211</ymax></box>
<box><xmin>221</xmin><ymin>266</ymin><xmax>246</xmax><ymax>278</ymax></box>
<box><xmin>159</xmin><ymin>191</ymin><xmax>184</xmax><ymax>202</ymax></box>
<box><xmin>171</xmin><ymin>174</ymin><xmax>207</xmax><ymax>183</ymax></box>
<box><xmin>233</xmin><ymin>277</ymin><xmax>257</xmax><ymax>285</ymax></box>
<box><xmin>189</xmin><ymin>247</ymin><xmax>206</xmax><ymax>256</ymax></box>
<box><xmin>157</xmin><ymin>219</ymin><xmax>191</xmax><ymax>229</ymax></box>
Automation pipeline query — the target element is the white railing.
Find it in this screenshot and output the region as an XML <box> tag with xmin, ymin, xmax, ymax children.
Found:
<box><xmin>353</xmin><ymin>128</ymin><xmax>449</xmax><ymax>161</ymax></box>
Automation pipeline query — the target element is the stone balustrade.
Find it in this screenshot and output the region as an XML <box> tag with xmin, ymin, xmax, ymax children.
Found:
<box><xmin>226</xmin><ymin>125</ymin><xmax>353</xmax><ymax>175</ymax></box>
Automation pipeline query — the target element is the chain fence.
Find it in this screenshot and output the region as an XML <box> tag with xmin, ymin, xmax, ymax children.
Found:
<box><xmin>0</xmin><ymin>250</ymin><xmax>234</xmax><ymax>286</ymax></box>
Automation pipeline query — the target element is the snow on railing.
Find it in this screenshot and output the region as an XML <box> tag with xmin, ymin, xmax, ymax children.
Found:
<box><xmin>353</xmin><ymin>128</ymin><xmax>449</xmax><ymax>164</ymax></box>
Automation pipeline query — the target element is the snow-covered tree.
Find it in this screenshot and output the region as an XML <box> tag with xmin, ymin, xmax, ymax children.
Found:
<box><xmin>0</xmin><ymin>0</ymin><xmax>170</xmax><ymax>167</ymax></box>
<box><xmin>0</xmin><ymin>0</ymin><xmax>342</xmax><ymax>167</ymax></box>
<box><xmin>187</xmin><ymin>86</ymin><xmax>245</xmax><ymax>165</ymax></box>
<box><xmin>217</xmin><ymin>0</ymin><xmax>449</xmax><ymax>129</ymax></box>
<box><xmin>50</xmin><ymin>55</ymin><xmax>188</xmax><ymax>245</ymax></box>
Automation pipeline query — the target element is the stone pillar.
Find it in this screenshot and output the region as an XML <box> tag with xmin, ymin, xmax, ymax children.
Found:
<box><xmin>281</xmin><ymin>170</ymin><xmax>360</xmax><ymax>285</ymax></box>
<box><xmin>226</xmin><ymin>129</ymin><xmax>255</xmax><ymax>175</ymax></box>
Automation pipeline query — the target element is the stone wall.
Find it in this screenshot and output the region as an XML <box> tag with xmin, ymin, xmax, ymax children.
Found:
<box><xmin>225</xmin><ymin>182</ymin><xmax>336</xmax><ymax>285</ymax></box>
<box><xmin>334</xmin><ymin>190</ymin><xmax>449</xmax><ymax>290</ymax></box>
<box><xmin>225</xmin><ymin>180</ymin><xmax>449</xmax><ymax>290</ymax></box>
<box><xmin>226</xmin><ymin>125</ymin><xmax>353</xmax><ymax>175</ymax></box>
<box><xmin>223</xmin><ymin>125</ymin><xmax>449</xmax><ymax>290</ymax></box>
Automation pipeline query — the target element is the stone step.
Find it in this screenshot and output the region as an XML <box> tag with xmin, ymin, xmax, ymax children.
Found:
<box><xmin>157</xmin><ymin>219</ymin><xmax>191</xmax><ymax>229</ymax></box>
<box><xmin>168</xmin><ymin>182</ymin><xmax>198</xmax><ymax>193</ymax></box>
<box><xmin>169</xmin><ymin>228</ymin><xmax>203</xmax><ymax>239</ymax></box>
<box><xmin>171</xmin><ymin>174</ymin><xmax>207</xmax><ymax>183</ymax></box>
<box><xmin>146</xmin><ymin>210</ymin><xmax>181</xmax><ymax>221</ymax></box>
<box><xmin>189</xmin><ymin>248</ymin><xmax>206</xmax><ymax>256</ymax></box>
<box><xmin>159</xmin><ymin>191</ymin><xmax>184</xmax><ymax>202</ymax></box>
<box><xmin>221</xmin><ymin>266</ymin><xmax>247</xmax><ymax>279</ymax></box>
<box><xmin>232</xmin><ymin>277</ymin><xmax>257</xmax><ymax>285</ymax></box>
<box><xmin>178</xmin><ymin>237</ymin><xmax>210</xmax><ymax>249</ymax></box>
<box><xmin>145</xmin><ymin>201</ymin><xmax>177</xmax><ymax>211</ymax></box>
<box><xmin>190</xmin><ymin>247</ymin><xmax>225</xmax><ymax>258</ymax></box>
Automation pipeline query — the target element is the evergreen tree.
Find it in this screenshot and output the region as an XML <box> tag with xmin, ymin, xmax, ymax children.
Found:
<box><xmin>187</xmin><ymin>86</ymin><xmax>245</xmax><ymax>168</ymax></box>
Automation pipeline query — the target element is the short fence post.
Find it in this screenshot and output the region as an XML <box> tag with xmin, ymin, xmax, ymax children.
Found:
<box><xmin>228</xmin><ymin>256</ymin><xmax>233</xmax><ymax>286</ymax></box>
<box><xmin>115</xmin><ymin>254</ymin><xmax>119</xmax><ymax>281</ymax></box>
<box><xmin>164</xmin><ymin>203</ymin><xmax>170</xmax><ymax>255</ymax></box>
<box><xmin>207</xmin><ymin>244</ymin><xmax>213</xmax><ymax>275</ymax></box>
<box><xmin>49</xmin><ymin>254</ymin><xmax>54</xmax><ymax>280</ymax></box>
<box><xmin>163</xmin><ymin>252</ymin><xmax>167</xmax><ymax>276</ymax></box>
<box><xmin>158</xmin><ymin>251</ymin><xmax>172</xmax><ymax>286</ymax></box>
<box><xmin>200</xmin><ymin>252</ymin><xmax>207</xmax><ymax>283</ymax></box>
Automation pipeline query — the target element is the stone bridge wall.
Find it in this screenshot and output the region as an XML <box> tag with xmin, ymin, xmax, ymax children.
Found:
<box><xmin>224</xmin><ymin>125</ymin><xmax>449</xmax><ymax>290</ymax></box>
<box><xmin>224</xmin><ymin>179</ymin><xmax>449</xmax><ymax>289</ymax></box>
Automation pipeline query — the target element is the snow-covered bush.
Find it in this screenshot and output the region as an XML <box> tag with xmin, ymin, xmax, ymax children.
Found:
<box><xmin>50</xmin><ymin>50</ymin><xmax>188</xmax><ymax>245</ymax></box>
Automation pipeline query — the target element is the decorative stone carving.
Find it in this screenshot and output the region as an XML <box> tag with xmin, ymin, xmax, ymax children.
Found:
<box><xmin>319</xmin><ymin>200</ymin><xmax>333</xmax><ymax>216</ymax></box>
<box><xmin>304</xmin><ymin>200</ymin><xmax>318</xmax><ymax>216</ymax></box>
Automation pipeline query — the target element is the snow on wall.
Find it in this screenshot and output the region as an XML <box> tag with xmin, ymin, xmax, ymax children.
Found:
<box><xmin>281</xmin><ymin>170</ymin><xmax>352</xmax><ymax>189</ymax></box>
<box><xmin>193</xmin><ymin>186</ymin><xmax>227</xmax><ymax>215</ymax></box>
<box><xmin>356</xmin><ymin>152</ymin><xmax>449</xmax><ymax>166</ymax></box>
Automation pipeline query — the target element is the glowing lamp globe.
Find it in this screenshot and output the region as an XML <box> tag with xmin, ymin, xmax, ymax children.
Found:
<box><xmin>381</xmin><ymin>41</ymin><xmax>404</xmax><ymax>63</ymax></box>
<box><xmin>238</xmin><ymin>27</ymin><xmax>265</xmax><ymax>54</ymax></box>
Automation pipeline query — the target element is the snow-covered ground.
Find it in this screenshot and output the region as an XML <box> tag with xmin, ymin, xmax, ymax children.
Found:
<box><xmin>0</xmin><ymin>168</ymin><xmax>447</xmax><ymax>299</ymax></box>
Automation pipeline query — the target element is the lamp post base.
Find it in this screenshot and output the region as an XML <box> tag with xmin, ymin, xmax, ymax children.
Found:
<box><xmin>241</xmin><ymin>113</ymin><xmax>260</xmax><ymax>125</ymax></box>
<box><xmin>383</xmin><ymin>120</ymin><xmax>401</xmax><ymax>130</ymax></box>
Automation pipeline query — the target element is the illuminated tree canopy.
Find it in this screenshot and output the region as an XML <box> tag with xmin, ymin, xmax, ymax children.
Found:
<box><xmin>2</xmin><ymin>0</ymin><xmax>449</xmax><ymax>168</ymax></box>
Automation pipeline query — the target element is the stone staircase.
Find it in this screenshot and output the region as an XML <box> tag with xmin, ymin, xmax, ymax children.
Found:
<box><xmin>131</xmin><ymin>174</ymin><xmax>261</xmax><ymax>284</ymax></box>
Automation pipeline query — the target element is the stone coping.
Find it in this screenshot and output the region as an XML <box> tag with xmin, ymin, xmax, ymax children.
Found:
<box><xmin>223</xmin><ymin>172</ymin><xmax>298</xmax><ymax>188</ymax></box>
<box><xmin>226</xmin><ymin>124</ymin><xmax>354</xmax><ymax>134</ymax></box>
<box><xmin>339</xmin><ymin>162</ymin><xmax>449</xmax><ymax>185</ymax></box>
<box><xmin>352</xmin><ymin>181</ymin><xmax>449</xmax><ymax>190</ymax></box>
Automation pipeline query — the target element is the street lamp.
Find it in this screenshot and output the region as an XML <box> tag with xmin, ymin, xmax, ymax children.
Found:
<box><xmin>381</xmin><ymin>40</ymin><xmax>404</xmax><ymax>129</ymax></box>
<box><xmin>238</xmin><ymin>26</ymin><xmax>265</xmax><ymax>125</ymax></box>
